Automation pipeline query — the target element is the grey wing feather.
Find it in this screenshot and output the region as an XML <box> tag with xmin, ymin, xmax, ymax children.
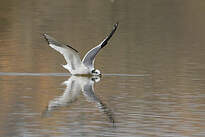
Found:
<box><xmin>82</xmin><ymin>22</ymin><xmax>119</xmax><ymax>68</ymax></box>
<box><xmin>83</xmin><ymin>83</ymin><xmax>99</xmax><ymax>102</ymax></box>
<box><xmin>43</xmin><ymin>34</ymin><xmax>78</xmax><ymax>52</ymax></box>
<box><xmin>43</xmin><ymin>34</ymin><xmax>82</xmax><ymax>71</ymax></box>
<box><xmin>82</xmin><ymin>79</ymin><xmax>115</xmax><ymax>124</ymax></box>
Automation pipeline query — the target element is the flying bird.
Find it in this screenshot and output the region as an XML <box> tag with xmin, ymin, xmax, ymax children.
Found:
<box><xmin>43</xmin><ymin>22</ymin><xmax>118</xmax><ymax>75</ymax></box>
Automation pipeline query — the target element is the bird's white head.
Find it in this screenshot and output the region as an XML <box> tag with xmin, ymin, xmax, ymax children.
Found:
<box><xmin>91</xmin><ymin>69</ymin><xmax>101</xmax><ymax>76</ymax></box>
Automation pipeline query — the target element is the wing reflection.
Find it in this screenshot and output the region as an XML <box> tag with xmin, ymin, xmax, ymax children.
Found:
<box><xmin>42</xmin><ymin>76</ymin><xmax>115</xmax><ymax>124</ymax></box>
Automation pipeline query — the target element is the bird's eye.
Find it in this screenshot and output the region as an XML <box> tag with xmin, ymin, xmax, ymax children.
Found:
<box><xmin>91</xmin><ymin>69</ymin><xmax>95</xmax><ymax>73</ymax></box>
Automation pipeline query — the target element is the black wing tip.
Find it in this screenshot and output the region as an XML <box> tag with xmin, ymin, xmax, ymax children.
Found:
<box><xmin>112</xmin><ymin>22</ymin><xmax>119</xmax><ymax>33</ymax></box>
<box><xmin>42</xmin><ymin>33</ymin><xmax>50</xmax><ymax>44</ymax></box>
<box><xmin>114</xmin><ymin>22</ymin><xmax>119</xmax><ymax>28</ymax></box>
<box><xmin>42</xmin><ymin>33</ymin><xmax>48</xmax><ymax>38</ymax></box>
<box><xmin>100</xmin><ymin>22</ymin><xmax>119</xmax><ymax>48</ymax></box>
<box><xmin>43</xmin><ymin>33</ymin><xmax>47</xmax><ymax>36</ymax></box>
<box><xmin>42</xmin><ymin>33</ymin><xmax>58</xmax><ymax>45</ymax></box>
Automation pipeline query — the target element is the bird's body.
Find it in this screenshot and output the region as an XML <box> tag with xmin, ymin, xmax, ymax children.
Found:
<box><xmin>62</xmin><ymin>64</ymin><xmax>90</xmax><ymax>75</ymax></box>
<box><xmin>43</xmin><ymin>22</ymin><xmax>118</xmax><ymax>76</ymax></box>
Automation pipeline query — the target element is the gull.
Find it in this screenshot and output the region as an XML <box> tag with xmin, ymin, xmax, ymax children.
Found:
<box><xmin>43</xmin><ymin>22</ymin><xmax>118</xmax><ymax>75</ymax></box>
<box><xmin>43</xmin><ymin>76</ymin><xmax>115</xmax><ymax>124</ymax></box>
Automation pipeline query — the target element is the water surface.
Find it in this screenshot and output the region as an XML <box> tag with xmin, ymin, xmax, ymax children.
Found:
<box><xmin>0</xmin><ymin>0</ymin><xmax>205</xmax><ymax>136</ymax></box>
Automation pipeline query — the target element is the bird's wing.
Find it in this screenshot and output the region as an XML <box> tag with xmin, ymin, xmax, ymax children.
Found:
<box><xmin>82</xmin><ymin>80</ymin><xmax>99</xmax><ymax>102</ymax></box>
<box><xmin>82</xmin><ymin>77</ymin><xmax>115</xmax><ymax>124</ymax></box>
<box><xmin>43</xmin><ymin>34</ymin><xmax>82</xmax><ymax>72</ymax></box>
<box><xmin>46</xmin><ymin>76</ymin><xmax>81</xmax><ymax>112</ymax></box>
<box><xmin>82</xmin><ymin>22</ymin><xmax>119</xmax><ymax>69</ymax></box>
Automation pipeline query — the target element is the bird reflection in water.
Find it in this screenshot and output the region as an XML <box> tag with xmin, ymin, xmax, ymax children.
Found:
<box><xmin>42</xmin><ymin>76</ymin><xmax>115</xmax><ymax>126</ymax></box>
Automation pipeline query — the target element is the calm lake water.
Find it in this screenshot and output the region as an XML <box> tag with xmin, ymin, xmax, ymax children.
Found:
<box><xmin>1</xmin><ymin>0</ymin><xmax>205</xmax><ymax>137</ymax></box>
